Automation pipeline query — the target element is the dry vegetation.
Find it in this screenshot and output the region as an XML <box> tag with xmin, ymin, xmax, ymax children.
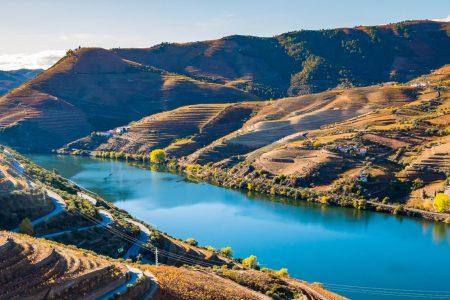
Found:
<box><xmin>0</xmin><ymin>231</ymin><xmax>152</xmax><ymax>299</ymax></box>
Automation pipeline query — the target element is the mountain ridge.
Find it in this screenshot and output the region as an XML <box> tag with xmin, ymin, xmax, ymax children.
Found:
<box><xmin>0</xmin><ymin>19</ymin><xmax>448</xmax><ymax>152</ymax></box>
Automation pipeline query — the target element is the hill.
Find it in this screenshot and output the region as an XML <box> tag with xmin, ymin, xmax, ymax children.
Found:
<box><xmin>63</xmin><ymin>102</ymin><xmax>264</xmax><ymax>157</ymax></box>
<box><xmin>0</xmin><ymin>69</ymin><xmax>42</xmax><ymax>96</ymax></box>
<box><xmin>1</xmin><ymin>231</ymin><xmax>343</xmax><ymax>300</ymax></box>
<box><xmin>0</xmin><ymin>48</ymin><xmax>256</xmax><ymax>152</ymax></box>
<box><xmin>114</xmin><ymin>20</ymin><xmax>450</xmax><ymax>97</ymax></box>
<box><xmin>0</xmin><ymin>231</ymin><xmax>154</xmax><ymax>299</ymax></box>
<box><xmin>62</xmin><ymin>66</ymin><xmax>450</xmax><ymax>221</ymax></box>
<box><xmin>1</xmin><ymin>20</ymin><xmax>448</xmax><ymax>152</ymax></box>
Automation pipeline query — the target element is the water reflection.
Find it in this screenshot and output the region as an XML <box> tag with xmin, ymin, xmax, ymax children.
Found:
<box><xmin>28</xmin><ymin>154</ymin><xmax>450</xmax><ymax>300</ymax></box>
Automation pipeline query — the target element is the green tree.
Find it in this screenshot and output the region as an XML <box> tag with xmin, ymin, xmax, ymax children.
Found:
<box><xmin>242</xmin><ymin>255</ymin><xmax>258</xmax><ymax>269</ymax></box>
<box><xmin>219</xmin><ymin>246</ymin><xmax>233</xmax><ymax>258</ymax></box>
<box><xmin>275</xmin><ymin>268</ymin><xmax>289</xmax><ymax>277</ymax></box>
<box><xmin>185</xmin><ymin>238</ymin><xmax>198</xmax><ymax>246</ymax></box>
<box><xmin>434</xmin><ymin>193</ymin><xmax>450</xmax><ymax>213</ymax></box>
<box><xmin>149</xmin><ymin>149</ymin><xmax>166</xmax><ymax>163</ymax></box>
<box><xmin>19</xmin><ymin>218</ymin><xmax>34</xmax><ymax>236</ymax></box>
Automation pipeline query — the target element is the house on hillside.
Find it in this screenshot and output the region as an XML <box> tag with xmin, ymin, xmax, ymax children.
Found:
<box><xmin>336</xmin><ymin>144</ymin><xmax>367</xmax><ymax>156</ymax></box>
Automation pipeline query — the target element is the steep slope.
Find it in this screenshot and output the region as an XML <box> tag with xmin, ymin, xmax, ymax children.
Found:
<box><xmin>0</xmin><ymin>231</ymin><xmax>154</xmax><ymax>299</ymax></box>
<box><xmin>0</xmin><ymin>69</ymin><xmax>42</xmax><ymax>96</ymax></box>
<box><xmin>63</xmin><ymin>102</ymin><xmax>263</xmax><ymax>157</ymax></box>
<box><xmin>0</xmin><ymin>48</ymin><xmax>256</xmax><ymax>152</ymax></box>
<box><xmin>114</xmin><ymin>20</ymin><xmax>450</xmax><ymax>96</ymax></box>
<box><xmin>187</xmin><ymin>84</ymin><xmax>417</xmax><ymax>164</ymax></box>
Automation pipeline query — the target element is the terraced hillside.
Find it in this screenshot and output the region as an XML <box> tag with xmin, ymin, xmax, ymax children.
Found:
<box><xmin>0</xmin><ymin>231</ymin><xmax>154</xmax><ymax>299</ymax></box>
<box><xmin>1</xmin><ymin>231</ymin><xmax>343</xmax><ymax>300</ymax></box>
<box><xmin>212</xmin><ymin>65</ymin><xmax>450</xmax><ymax>218</ymax></box>
<box><xmin>63</xmin><ymin>102</ymin><xmax>263</xmax><ymax>157</ymax></box>
<box><xmin>186</xmin><ymin>84</ymin><xmax>417</xmax><ymax>164</ymax></box>
<box><xmin>0</xmin><ymin>69</ymin><xmax>41</xmax><ymax>96</ymax></box>
<box><xmin>63</xmin><ymin>66</ymin><xmax>450</xmax><ymax>220</ymax></box>
<box><xmin>0</xmin><ymin>48</ymin><xmax>256</xmax><ymax>152</ymax></box>
<box><xmin>115</xmin><ymin>20</ymin><xmax>449</xmax><ymax>97</ymax></box>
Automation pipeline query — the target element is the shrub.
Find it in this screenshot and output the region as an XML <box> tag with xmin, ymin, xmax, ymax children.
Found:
<box><xmin>206</xmin><ymin>245</ymin><xmax>216</xmax><ymax>252</ymax></box>
<box><xmin>219</xmin><ymin>246</ymin><xmax>233</xmax><ymax>258</ymax></box>
<box><xmin>242</xmin><ymin>255</ymin><xmax>258</xmax><ymax>269</ymax></box>
<box><xmin>412</xmin><ymin>178</ymin><xmax>424</xmax><ymax>190</ymax></box>
<box><xmin>149</xmin><ymin>149</ymin><xmax>166</xmax><ymax>163</ymax></box>
<box><xmin>319</xmin><ymin>196</ymin><xmax>331</xmax><ymax>204</ymax></box>
<box><xmin>433</xmin><ymin>193</ymin><xmax>450</xmax><ymax>213</ymax></box>
<box><xmin>19</xmin><ymin>218</ymin><xmax>34</xmax><ymax>235</ymax></box>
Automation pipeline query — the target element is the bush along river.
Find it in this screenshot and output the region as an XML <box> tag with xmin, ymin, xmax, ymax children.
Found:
<box><xmin>29</xmin><ymin>154</ymin><xmax>450</xmax><ymax>300</ymax></box>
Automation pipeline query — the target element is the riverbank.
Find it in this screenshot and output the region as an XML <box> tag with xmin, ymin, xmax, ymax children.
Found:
<box><xmin>178</xmin><ymin>161</ymin><xmax>450</xmax><ymax>223</ymax></box>
<box><xmin>59</xmin><ymin>150</ymin><xmax>450</xmax><ymax>223</ymax></box>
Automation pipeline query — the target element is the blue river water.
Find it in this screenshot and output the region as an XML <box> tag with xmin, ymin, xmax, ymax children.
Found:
<box><xmin>29</xmin><ymin>154</ymin><xmax>450</xmax><ymax>300</ymax></box>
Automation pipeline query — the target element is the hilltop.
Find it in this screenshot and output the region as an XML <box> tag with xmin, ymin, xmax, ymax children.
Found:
<box><xmin>115</xmin><ymin>20</ymin><xmax>449</xmax><ymax>96</ymax></box>
<box><xmin>0</xmin><ymin>20</ymin><xmax>448</xmax><ymax>152</ymax></box>
<box><xmin>63</xmin><ymin>66</ymin><xmax>450</xmax><ymax>221</ymax></box>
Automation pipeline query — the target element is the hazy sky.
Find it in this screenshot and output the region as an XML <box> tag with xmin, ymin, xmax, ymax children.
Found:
<box><xmin>0</xmin><ymin>0</ymin><xmax>449</xmax><ymax>70</ymax></box>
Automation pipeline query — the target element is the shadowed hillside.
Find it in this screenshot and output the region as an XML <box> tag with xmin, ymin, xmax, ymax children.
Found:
<box><xmin>63</xmin><ymin>102</ymin><xmax>264</xmax><ymax>157</ymax></box>
<box><xmin>114</xmin><ymin>20</ymin><xmax>449</xmax><ymax>97</ymax></box>
<box><xmin>0</xmin><ymin>69</ymin><xmax>42</xmax><ymax>96</ymax></box>
<box><xmin>0</xmin><ymin>231</ymin><xmax>154</xmax><ymax>299</ymax></box>
<box><xmin>0</xmin><ymin>48</ymin><xmax>256</xmax><ymax>152</ymax></box>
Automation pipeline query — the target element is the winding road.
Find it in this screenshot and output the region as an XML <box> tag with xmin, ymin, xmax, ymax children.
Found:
<box><xmin>124</xmin><ymin>219</ymin><xmax>152</xmax><ymax>260</ymax></box>
<box><xmin>97</xmin><ymin>266</ymin><xmax>157</xmax><ymax>300</ymax></box>
<box><xmin>3</xmin><ymin>150</ymin><xmax>159</xmax><ymax>298</ymax></box>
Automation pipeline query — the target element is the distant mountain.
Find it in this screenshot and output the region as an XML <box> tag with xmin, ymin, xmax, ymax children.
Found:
<box><xmin>114</xmin><ymin>20</ymin><xmax>450</xmax><ymax>96</ymax></box>
<box><xmin>0</xmin><ymin>69</ymin><xmax>42</xmax><ymax>96</ymax></box>
<box><xmin>0</xmin><ymin>20</ymin><xmax>448</xmax><ymax>152</ymax></box>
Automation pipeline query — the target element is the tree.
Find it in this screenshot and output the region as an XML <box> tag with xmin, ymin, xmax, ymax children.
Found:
<box><xmin>242</xmin><ymin>255</ymin><xmax>258</xmax><ymax>269</ymax></box>
<box><xmin>19</xmin><ymin>218</ymin><xmax>34</xmax><ymax>236</ymax></box>
<box><xmin>219</xmin><ymin>246</ymin><xmax>233</xmax><ymax>258</ymax></box>
<box><xmin>275</xmin><ymin>268</ymin><xmax>289</xmax><ymax>277</ymax></box>
<box><xmin>149</xmin><ymin>149</ymin><xmax>166</xmax><ymax>164</ymax></box>
<box><xmin>433</xmin><ymin>193</ymin><xmax>450</xmax><ymax>213</ymax></box>
<box><xmin>185</xmin><ymin>238</ymin><xmax>198</xmax><ymax>246</ymax></box>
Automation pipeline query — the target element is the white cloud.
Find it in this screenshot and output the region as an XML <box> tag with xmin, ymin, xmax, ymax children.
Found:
<box><xmin>432</xmin><ymin>14</ymin><xmax>450</xmax><ymax>22</ymax></box>
<box><xmin>0</xmin><ymin>50</ymin><xmax>66</xmax><ymax>71</ymax></box>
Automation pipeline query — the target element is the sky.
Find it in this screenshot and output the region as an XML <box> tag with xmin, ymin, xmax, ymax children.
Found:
<box><xmin>0</xmin><ymin>0</ymin><xmax>449</xmax><ymax>70</ymax></box>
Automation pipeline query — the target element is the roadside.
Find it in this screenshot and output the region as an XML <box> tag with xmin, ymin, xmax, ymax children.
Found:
<box><xmin>39</xmin><ymin>209</ymin><xmax>113</xmax><ymax>238</ymax></box>
<box><xmin>124</xmin><ymin>219</ymin><xmax>152</xmax><ymax>261</ymax></box>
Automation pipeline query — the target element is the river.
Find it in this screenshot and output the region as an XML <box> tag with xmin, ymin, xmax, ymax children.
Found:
<box><xmin>29</xmin><ymin>154</ymin><xmax>450</xmax><ymax>300</ymax></box>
